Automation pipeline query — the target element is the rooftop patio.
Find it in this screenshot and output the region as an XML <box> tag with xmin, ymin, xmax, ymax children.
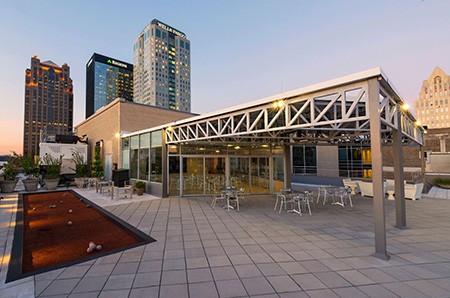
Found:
<box><xmin>1</xmin><ymin>190</ymin><xmax>450</xmax><ymax>297</ymax></box>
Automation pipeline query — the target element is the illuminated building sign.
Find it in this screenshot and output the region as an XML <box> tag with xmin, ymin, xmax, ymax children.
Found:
<box><xmin>107</xmin><ymin>59</ymin><xmax>128</xmax><ymax>69</ymax></box>
<box><xmin>87</xmin><ymin>53</ymin><xmax>133</xmax><ymax>71</ymax></box>
<box><xmin>154</xmin><ymin>20</ymin><xmax>186</xmax><ymax>39</ymax></box>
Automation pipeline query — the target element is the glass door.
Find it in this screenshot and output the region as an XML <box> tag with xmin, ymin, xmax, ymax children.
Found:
<box><xmin>273</xmin><ymin>156</ymin><xmax>284</xmax><ymax>192</ymax></box>
<box><xmin>182</xmin><ymin>157</ymin><xmax>204</xmax><ymax>195</ymax></box>
<box><xmin>230</xmin><ymin>157</ymin><xmax>250</xmax><ymax>192</ymax></box>
<box><xmin>205</xmin><ymin>157</ymin><xmax>225</xmax><ymax>194</ymax></box>
<box><xmin>251</xmin><ymin>157</ymin><xmax>270</xmax><ymax>193</ymax></box>
<box><xmin>169</xmin><ymin>156</ymin><xmax>181</xmax><ymax>196</ymax></box>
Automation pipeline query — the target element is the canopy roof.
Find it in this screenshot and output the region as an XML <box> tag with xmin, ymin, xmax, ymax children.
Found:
<box><xmin>125</xmin><ymin>68</ymin><xmax>424</xmax><ymax>146</ymax></box>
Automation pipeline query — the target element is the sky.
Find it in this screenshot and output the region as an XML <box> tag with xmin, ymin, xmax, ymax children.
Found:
<box><xmin>1</xmin><ymin>0</ymin><xmax>450</xmax><ymax>155</ymax></box>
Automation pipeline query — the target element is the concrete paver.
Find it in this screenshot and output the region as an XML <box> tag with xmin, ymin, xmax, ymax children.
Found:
<box><xmin>0</xmin><ymin>189</ymin><xmax>450</xmax><ymax>297</ymax></box>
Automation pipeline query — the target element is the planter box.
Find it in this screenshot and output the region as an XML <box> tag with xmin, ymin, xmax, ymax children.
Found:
<box><xmin>45</xmin><ymin>179</ymin><xmax>60</xmax><ymax>190</ymax></box>
<box><xmin>0</xmin><ymin>180</ymin><xmax>18</xmax><ymax>193</ymax></box>
<box><xmin>23</xmin><ymin>179</ymin><xmax>39</xmax><ymax>192</ymax></box>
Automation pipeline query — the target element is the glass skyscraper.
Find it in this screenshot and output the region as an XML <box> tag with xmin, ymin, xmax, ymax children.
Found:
<box><xmin>85</xmin><ymin>53</ymin><xmax>133</xmax><ymax>118</ymax></box>
<box><xmin>133</xmin><ymin>19</ymin><xmax>191</xmax><ymax>112</ymax></box>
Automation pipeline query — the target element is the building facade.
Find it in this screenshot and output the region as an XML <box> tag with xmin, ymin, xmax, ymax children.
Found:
<box><xmin>85</xmin><ymin>53</ymin><xmax>133</xmax><ymax>118</ymax></box>
<box><xmin>23</xmin><ymin>56</ymin><xmax>73</xmax><ymax>157</ymax></box>
<box><xmin>133</xmin><ymin>19</ymin><xmax>191</xmax><ymax>112</ymax></box>
<box><xmin>414</xmin><ymin>67</ymin><xmax>450</xmax><ymax>129</ymax></box>
<box><xmin>75</xmin><ymin>98</ymin><xmax>196</xmax><ymax>182</ymax></box>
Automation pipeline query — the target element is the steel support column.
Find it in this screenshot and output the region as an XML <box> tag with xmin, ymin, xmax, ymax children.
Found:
<box><xmin>269</xmin><ymin>153</ymin><xmax>274</xmax><ymax>193</ymax></box>
<box><xmin>393</xmin><ymin>113</ymin><xmax>406</xmax><ymax>229</ymax></box>
<box><xmin>225</xmin><ymin>156</ymin><xmax>231</xmax><ymax>187</ymax></box>
<box><xmin>162</xmin><ymin>129</ymin><xmax>169</xmax><ymax>198</ymax></box>
<box><xmin>368</xmin><ymin>78</ymin><xmax>390</xmax><ymax>260</ymax></box>
<box><xmin>421</xmin><ymin>146</ymin><xmax>426</xmax><ymax>185</ymax></box>
<box><xmin>284</xmin><ymin>145</ymin><xmax>292</xmax><ymax>190</ymax></box>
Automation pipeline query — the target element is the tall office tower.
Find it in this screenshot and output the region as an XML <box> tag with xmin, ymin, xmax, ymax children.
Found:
<box><xmin>414</xmin><ymin>67</ymin><xmax>450</xmax><ymax>129</ymax></box>
<box><xmin>23</xmin><ymin>56</ymin><xmax>73</xmax><ymax>157</ymax></box>
<box><xmin>133</xmin><ymin>19</ymin><xmax>191</xmax><ymax>112</ymax></box>
<box><xmin>85</xmin><ymin>53</ymin><xmax>133</xmax><ymax>118</ymax></box>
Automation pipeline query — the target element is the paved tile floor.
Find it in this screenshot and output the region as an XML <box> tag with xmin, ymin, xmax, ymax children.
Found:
<box><xmin>1</xmin><ymin>189</ymin><xmax>450</xmax><ymax>297</ymax></box>
<box><xmin>423</xmin><ymin>186</ymin><xmax>450</xmax><ymax>200</ymax></box>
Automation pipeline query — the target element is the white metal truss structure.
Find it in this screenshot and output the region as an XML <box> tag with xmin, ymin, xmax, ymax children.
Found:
<box><xmin>165</xmin><ymin>68</ymin><xmax>424</xmax><ymax>146</ymax></box>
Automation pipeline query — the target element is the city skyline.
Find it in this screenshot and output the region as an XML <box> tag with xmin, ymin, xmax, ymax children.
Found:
<box><xmin>1</xmin><ymin>1</ymin><xmax>450</xmax><ymax>154</ymax></box>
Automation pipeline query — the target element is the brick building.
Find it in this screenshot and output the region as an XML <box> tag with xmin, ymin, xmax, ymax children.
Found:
<box><xmin>75</xmin><ymin>98</ymin><xmax>196</xmax><ymax>179</ymax></box>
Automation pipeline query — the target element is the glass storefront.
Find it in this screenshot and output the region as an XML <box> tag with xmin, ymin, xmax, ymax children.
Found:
<box><xmin>130</xmin><ymin>136</ymin><xmax>139</xmax><ymax>179</ymax></box>
<box><xmin>251</xmin><ymin>157</ymin><xmax>270</xmax><ymax>193</ymax></box>
<box><xmin>139</xmin><ymin>133</ymin><xmax>149</xmax><ymax>180</ymax></box>
<box><xmin>273</xmin><ymin>156</ymin><xmax>284</xmax><ymax>192</ymax></box>
<box><xmin>122</xmin><ymin>134</ymin><xmax>285</xmax><ymax>196</ymax></box>
<box><xmin>151</xmin><ymin>132</ymin><xmax>162</xmax><ymax>182</ymax></box>
<box><xmin>183</xmin><ymin>157</ymin><xmax>204</xmax><ymax>195</ymax></box>
<box><xmin>230</xmin><ymin>157</ymin><xmax>250</xmax><ymax>192</ymax></box>
<box><xmin>122</xmin><ymin>131</ymin><xmax>163</xmax><ymax>182</ymax></box>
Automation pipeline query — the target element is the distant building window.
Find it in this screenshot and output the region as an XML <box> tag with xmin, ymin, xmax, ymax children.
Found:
<box><xmin>292</xmin><ymin>146</ymin><xmax>317</xmax><ymax>175</ymax></box>
<box><xmin>156</xmin><ymin>28</ymin><xmax>161</xmax><ymax>38</ymax></box>
<box><xmin>339</xmin><ymin>146</ymin><xmax>372</xmax><ymax>178</ymax></box>
<box><xmin>185</xmin><ymin>42</ymin><xmax>190</xmax><ymax>50</ymax></box>
<box><xmin>180</xmin><ymin>40</ymin><xmax>184</xmax><ymax>48</ymax></box>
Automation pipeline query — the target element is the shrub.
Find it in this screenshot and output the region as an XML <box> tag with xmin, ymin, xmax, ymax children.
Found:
<box><xmin>2</xmin><ymin>153</ymin><xmax>20</xmax><ymax>181</ymax></box>
<box><xmin>71</xmin><ymin>149</ymin><xmax>89</xmax><ymax>177</ymax></box>
<box><xmin>21</xmin><ymin>154</ymin><xmax>39</xmax><ymax>179</ymax></box>
<box><xmin>40</xmin><ymin>154</ymin><xmax>63</xmax><ymax>179</ymax></box>
<box><xmin>135</xmin><ymin>181</ymin><xmax>145</xmax><ymax>189</ymax></box>
<box><xmin>433</xmin><ymin>178</ymin><xmax>450</xmax><ymax>185</ymax></box>
<box><xmin>92</xmin><ymin>146</ymin><xmax>104</xmax><ymax>178</ymax></box>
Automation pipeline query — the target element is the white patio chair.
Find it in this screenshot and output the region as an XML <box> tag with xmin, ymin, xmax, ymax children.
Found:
<box><xmin>87</xmin><ymin>178</ymin><xmax>97</xmax><ymax>190</ymax></box>
<box><xmin>292</xmin><ymin>192</ymin><xmax>312</xmax><ymax>216</ymax></box>
<box><xmin>335</xmin><ymin>187</ymin><xmax>353</xmax><ymax>207</ymax></box>
<box><xmin>322</xmin><ymin>187</ymin><xmax>336</xmax><ymax>205</ymax></box>
<box><xmin>212</xmin><ymin>190</ymin><xmax>227</xmax><ymax>208</ymax></box>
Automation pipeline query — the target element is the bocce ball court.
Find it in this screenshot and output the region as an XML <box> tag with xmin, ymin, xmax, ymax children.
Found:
<box><xmin>6</xmin><ymin>190</ymin><xmax>155</xmax><ymax>282</ymax></box>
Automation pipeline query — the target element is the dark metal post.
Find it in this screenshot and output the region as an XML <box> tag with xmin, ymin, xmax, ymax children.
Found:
<box><xmin>393</xmin><ymin>112</ymin><xmax>406</xmax><ymax>229</ymax></box>
<box><xmin>420</xmin><ymin>146</ymin><xmax>426</xmax><ymax>185</ymax></box>
<box><xmin>161</xmin><ymin>129</ymin><xmax>168</xmax><ymax>198</ymax></box>
<box><xmin>283</xmin><ymin>145</ymin><xmax>292</xmax><ymax>190</ymax></box>
<box><xmin>368</xmin><ymin>78</ymin><xmax>390</xmax><ymax>260</ymax></box>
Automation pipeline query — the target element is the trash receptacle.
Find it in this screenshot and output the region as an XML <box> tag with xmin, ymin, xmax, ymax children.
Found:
<box><xmin>112</xmin><ymin>169</ymin><xmax>129</xmax><ymax>187</ymax></box>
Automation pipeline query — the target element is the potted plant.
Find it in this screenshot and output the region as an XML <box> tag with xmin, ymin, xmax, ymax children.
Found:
<box><xmin>135</xmin><ymin>181</ymin><xmax>145</xmax><ymax>196</ymax></box>
<box><xmin>41</xmin><ymin>154</ymin><xmax>63</xmax><ymax>190</ymax></box>
<box><xmin>71</xmin><ymin>149</ymin><xmax>89</xmax><ymax>188</ymax></box>
<box><xmin>0</xmin><ymin>153</ymin><xmax>20</xmax><ymax>193</ymax></box>
<box><xmin>21</xmin><ymin>154</ymin><xmax>40</xmax><ymax>192</ymax></box>
<box><xmin>92</xmin><ymin>146</ymin><xmax>104</xmax><ymax>180</ymax></box>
